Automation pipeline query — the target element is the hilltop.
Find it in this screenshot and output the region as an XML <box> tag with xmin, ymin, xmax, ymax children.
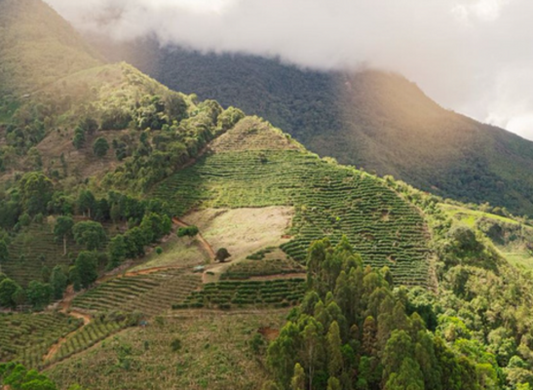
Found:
<box><xmin>92</xmin><ymin>39</ymin><xmax>533</xmax><ymax>216</ymax></box>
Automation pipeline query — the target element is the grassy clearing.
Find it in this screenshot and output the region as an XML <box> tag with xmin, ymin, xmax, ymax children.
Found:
<box><xmin>440</xmin><ymin>204</ymin><xmax>521</xmax><ymax>227</ymax></box>
<box><xmin>0</xmin><ymin>312</ymin><xmax>83</xmax><ymax>369</ymax></box>
<box><xmin>130</xmin><ymin>235</ymin><xmax>208</xmax><ymax>272</ymax></box>
<box><xmin>183</xmin><ymin>207</ymin><xmax>294</xmax><ymax>262</ymax></box>
<box><xmin>154</xmin><ymin>148</ymin><xmax>430</xmax><ymax>286</ymax></box>
<box><xmin>46</xmin><ymin>311</ymin><xmax>289</xmax><ymax>390</ymax></box>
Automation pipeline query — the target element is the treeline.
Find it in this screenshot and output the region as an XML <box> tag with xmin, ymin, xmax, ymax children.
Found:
<box><xmin>0</xmin><ymin>362</ymin><xmax>84</xmax><ymax>390</ymax></box>
<box><xmin>0</xmin><ymin>170</ymin><xmax>175</xmax><ymax>311</ymax></box>
<box><xmin>265</xmin><ymin>237</ymin><xmax>496</xmax><ymax>390</ymax></box>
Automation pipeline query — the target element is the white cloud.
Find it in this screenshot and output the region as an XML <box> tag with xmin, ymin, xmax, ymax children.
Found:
<box><xmin>44</xmin><ymin>0</ymin><xmax>533</xmax><ymax>140</ymax></box>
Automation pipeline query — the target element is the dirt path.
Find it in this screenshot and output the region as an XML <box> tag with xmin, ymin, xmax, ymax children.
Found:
<box><xmin>173</xmin><ymin>217</ymin><xmax>216</xmax><ymax>260</ymax></box>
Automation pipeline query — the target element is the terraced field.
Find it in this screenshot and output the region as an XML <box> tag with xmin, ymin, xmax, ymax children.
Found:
<box><xmin>154</xmin><ymin>148</ymin><xmax>431</xmax><ymax>286</ymax></box>
<box><xmin>0</xmin><ymin>312</ymin><xmax>82</xmax><ymax>369</ymax></box>
<box><xmin>72</xmin><ymin>269</ymin><xmax>202</xmax><ymax>315</ymax></box>
<box><xmin>173</xmin><ymin>279</ymin><xmax>306</xmax><ymax>310</ymax></box>
<box><xmin>47</xmin><ymin>317</ymin><xmax>127</xmax><ymax>365</ymax></box>
<box><xmin>4</xmin><ymin>220</ymin><xmax>119</xmax><ymax>287</ymax></box>
<box><xmin>3</xmin><ymin>223</ymin><xmax>84</xmax><ymax>286</ymax></box>
<box><xmin>220</xmin><ymin>258</ymin><xmax>305</xmax><ymax>280</ymax></box>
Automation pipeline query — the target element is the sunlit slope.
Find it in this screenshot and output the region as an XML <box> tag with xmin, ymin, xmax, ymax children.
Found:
<box><xmin>102</xmin><ymin>42</ymin><xmax>533</xmax><ymax>216</ymax></box>
<box><xmin>154</xmin><ymin>117</ymin><xmax>431</xmax><ymax>287</ymax></box>
<box><xmin>0</xmin><ymin>0</ymin><xmax>102</xmax><ymax>98</ymax></box>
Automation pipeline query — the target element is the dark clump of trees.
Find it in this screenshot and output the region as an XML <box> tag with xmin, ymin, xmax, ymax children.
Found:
<box><xmin>266</xmin><ymin>237</ymin><xmax>496</xmax><ymax>390</ymax></box>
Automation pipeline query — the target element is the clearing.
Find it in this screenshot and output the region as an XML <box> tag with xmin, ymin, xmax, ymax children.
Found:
<box><xmin>182</xmin><ymin>207</ymin><xmax>294</xmax><ymax>281</ymax></box>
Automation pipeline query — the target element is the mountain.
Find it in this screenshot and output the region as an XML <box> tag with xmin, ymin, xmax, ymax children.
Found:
<box><xmin>3</xmin><ymin>2</ymin><xmax>533</xmax><ymax>390</ymax></box>
<box><xmin>90</xmin><ymin>37</ymin><xmax>533</xmax><ymax>217</ymax></box>
<box><xmin>0</xmin><ymin>0</ymin><xmax>102</xmax><ymax>98</ymax></box>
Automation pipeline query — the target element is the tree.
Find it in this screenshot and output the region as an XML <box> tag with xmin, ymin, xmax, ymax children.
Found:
<box><xmin>177</xmin><ymin>225</ymin><xmax>199</xmax><ymax>238</ymax></box>
<box><xmin>26</xmin><ymin>281</ymin><xmax>52</xmax><ymax>310</ymax></box>
<box><xmin>73</xmin><ymin>126</ymin><xmax>85</xmax><ymax>149</ymax></box>
<box><xmin>216</xmin><ymin>248</ymin><xmax>231</xmax><ymax>263</ymax></box>
<box><xmin>73</xmin><ymin>221</ymin><xmax>107</xmax><ymax>251</ymax></box>
<box><xmin>0</xmin><ymin>239</ymin><xmax>8</xmax><ymax>273</ymax></box>
<box><xmin>54</xmin><ymin>216</ymin><xmax>74</xmax><ymax>255</ymax></box>
<box><xmin>77</xmin><ymin>190</ymin><xmax>96</xmax><ymax>218</ymax></box>
<box><xmin>93</xmin><ymin>137</ymin><xmax>110</xmax><ymax>158</ymax></box>
<box><xmin>74</xmin><ymin>251</ymin><xmax>98</xmax><ymax>289</ymax></box>
<box><xmin>290</xmin><ymin>363</ymin><xmax>305</xmax><ymax>390</ymax></box>
<box><xmin>108</xmin><ymin>235</ymin><xmax>128</xmax><ymax>269</ymax></box>
<box><xmin>0</xmin><ymin>278</ymin><xmax>20</xmax><ymax>309</ymax></box>
<box><xmin>326</xmin><ymin>321</ymin><xmax>343</xmax><ymax>377</ymax></box>
<box><xmin>50</xmin><ymin>265</ymin><xmax>67</xmax><ymax>300</ymax></box>
<box><xmin>19</xmin><ymin>172</ymin><xmax>53</xmax><ymax>216</ymax></box>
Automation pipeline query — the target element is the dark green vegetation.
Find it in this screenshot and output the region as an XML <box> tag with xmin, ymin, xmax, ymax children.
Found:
<box><xmin>220</xmin><ymin>257</ymin><xmax>305</xmax><ymax>280</ymax></box>
<box><xmin>97</xmin><ymin>39</ymin><xmax>533</xmax><ymax>216</ymax></box>
<box><xmin>0</xmin><ymin>362</ymin><xmax>79</xmax><ymax>390</ymax></box>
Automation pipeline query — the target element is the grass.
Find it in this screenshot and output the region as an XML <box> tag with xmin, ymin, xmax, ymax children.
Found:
<box><xmin>46</xmin><ymin>311</ymin><xmax>289</xmax><ymax>390</ymax></box>
<box><xmin>154</xmin><ymin>148</ymin><xmax>430</xmax><ymax>286</ymax></box>
<box><xmin>130</xmin><ymin>235</ymin><xmax>208</xmax><ymax>272</ymax></box>
<box><xmin>0</xmin><ymin>312</ymin><xmax>83</xmax><ymax>369</ymax></box>
<box><xmin>440</xmin><ymin>204</ymin><xmax>522</xmax><ymax>228</ymax></box>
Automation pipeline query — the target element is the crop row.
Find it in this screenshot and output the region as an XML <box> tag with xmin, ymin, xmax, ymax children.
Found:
<box><xmin>0</xmin><ymin>312</ymin><xmax>82</xmax><ymax>368</ymax></box>
<box><xmin>72</xmin><ymin>270</ymin><xmax>202</xmax><ymax>315</ymax></box>
<box><xmin>173</xmin><ymin>279</ymin><xmax>306</xmax><ymax>310</ymax></box>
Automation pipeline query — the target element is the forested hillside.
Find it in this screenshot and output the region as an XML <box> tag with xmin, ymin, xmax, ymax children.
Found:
<box><xmin>91</xmin><ymin>37</ymin><xmax>533</xmax><ymax>217</ymax></box>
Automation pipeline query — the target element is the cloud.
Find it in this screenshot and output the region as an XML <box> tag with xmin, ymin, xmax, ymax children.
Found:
<box><xmin>44</xmin><ymin>0</ymin><xmax>533</xmax><ymax>140</ymax></box>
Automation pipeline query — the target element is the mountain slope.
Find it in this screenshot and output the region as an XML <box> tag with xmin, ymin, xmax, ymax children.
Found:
<box><xmin>0</xmin><ymin>0</ymin><xmax>102</xmax><ymax>98</ymax></box>
<box><xmin>92</xmin><ymin>38</ymin><xmax>533</xmax><ymax>216</ymax></box>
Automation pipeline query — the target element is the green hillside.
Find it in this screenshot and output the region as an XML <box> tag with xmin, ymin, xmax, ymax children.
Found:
<box><xmin>5</xmin><ymin>2</ymin><xmax>533</xmax><ymax>390</ymax></box>
<box><xmin>95</xmin><ymin>40</ymin><xmax>533</xmax><ymax>216</ymax></box>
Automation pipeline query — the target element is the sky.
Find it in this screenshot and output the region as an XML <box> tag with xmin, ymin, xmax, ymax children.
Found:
<box><xmin>44</xmin><ymin>0</ymin><xmax>533</xmax><ymax>140</ymax></box>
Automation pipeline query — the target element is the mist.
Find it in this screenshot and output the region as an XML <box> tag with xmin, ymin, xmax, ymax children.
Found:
<box><xmin>44</xmin><ymin>0</ymin><xmax>533</xmax><ymax>140</ymax></box>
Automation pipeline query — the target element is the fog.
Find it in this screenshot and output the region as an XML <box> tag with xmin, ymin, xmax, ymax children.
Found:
<box><xmin>44</xmin><ymin>0</ymin><xmax>533</xmax><ymax>140</ymax></box>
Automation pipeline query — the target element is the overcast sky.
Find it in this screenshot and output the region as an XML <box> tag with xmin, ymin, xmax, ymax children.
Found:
<box><xmin>45</xmin><ymin>0</ymin><xmax>533</xmax><ymax>140</ymax></box>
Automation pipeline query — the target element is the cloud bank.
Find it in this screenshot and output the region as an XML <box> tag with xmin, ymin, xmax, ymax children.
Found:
<box><xmin>44</xmin><ymin>0</ymin><xmax>533</xmax><ymax>140</ymax></box>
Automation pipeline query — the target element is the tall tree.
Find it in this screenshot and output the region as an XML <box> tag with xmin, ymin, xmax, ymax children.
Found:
<box><xmin>50</xmin><ymin>265</ymin><xmax>67</xmax><ymax>300</ymax></box>
<box><xmin>74</xmin><ymin>251</ymin><xmax>98</xmax><ymax>289</ymax></box>
<box><xmin>93</xmin><ymin>137</ymin><xmax>110</xmax><ymax>158</ymax></box>
<box><xmin>53</xmin><ymin>216</ymin><xmax>74</xmax><ymax>255</ymax></box>
<box><xmin>19</xmin><ymin>172</ymin><xmax>53</xmax><ymax>216</ymax></box>
<box><xmin>73</xmin><ymin>221</ymin><xmax>107</xmax><ymax>251</ymax></box>
<box><xmin>0</xmin><ymin>278</ymin><xmax>20</xmax><ymax>309</ymax></box>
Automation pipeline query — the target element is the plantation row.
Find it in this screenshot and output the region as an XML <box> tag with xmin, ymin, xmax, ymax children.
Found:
<box><xmin>4</xmin><ymin>223</ymin><xmax>84</xmax><ymax>286</ymax></box>
<box><xmin>220</xmin><ymin>258</ymin><xmax>305</xmax><ymax>280</ymax></box>
<box><xmin>72</xmin><ymin>270</ymin><xmax>201</xmax><ymax>315</ymax></box>
<box><xmin>0</xmin><ymin>312</ymin><xmax>82</xmax><ymax>368</ymax></box>
<box><xmin>173</xmin><ymin>279</ymin><xmax>306</xmax><ymax>310</ymax></box>
<box><xmin>46</xmin><ymin>318</ymin><xmax>127</xmax><ymax>365</ymax></box>
<box><xmin>154</xmin><ymin>149</ymin><xmax>430</xmax><ymax>286</ymax></box>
